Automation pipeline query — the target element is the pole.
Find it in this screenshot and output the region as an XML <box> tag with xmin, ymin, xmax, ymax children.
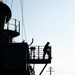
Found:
<box><xmin>38</xmin><ymin>46</ymin><xmax>39</xmax><ymax>59</ymax></box>
<box><xmin>47</xmin><ymin>67</ymin><xmax>55</xmax><ymax>75</ymax></box>
<box><xmin>50</xmin><ymin>67</ymin><xmax>51</xmax><ymax>75</ymax></box>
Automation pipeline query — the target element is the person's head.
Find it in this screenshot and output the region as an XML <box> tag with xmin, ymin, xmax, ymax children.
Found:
<box><xmin>47</xmin><ymin>42</ymin><xmax>50</xmax><ymax>45</ymax></box>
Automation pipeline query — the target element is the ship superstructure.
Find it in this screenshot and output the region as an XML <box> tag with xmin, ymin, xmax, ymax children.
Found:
<box><xmin>0</xmin><ymin>1</ymin><xmax>52</xmax><ymax>75</ymax></box>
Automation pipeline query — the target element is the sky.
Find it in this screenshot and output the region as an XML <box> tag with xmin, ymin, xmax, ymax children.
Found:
<box><xmin>3</xmin><ymin>0</ymin><xmax>75</xmax><ymax>75</ymax></box>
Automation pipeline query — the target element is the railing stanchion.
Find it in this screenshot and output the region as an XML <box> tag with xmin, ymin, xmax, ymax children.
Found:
<box><xmin>19</xmin><ymin>21</ymin><xmax>20</xmax><ymax>33</ymax></box>
<box><xmin>15</xmin><ymin>19</ymin><xmax>16</xmax><ymax>31</ymax></box>
<box><xmin>7</xmin><ymin>23</ymin><xmax>9</xmax><ymax>30</ymax></box>
<box><xmin>38</xmin><ymin>46</ymin><xmax>40</xmax><ymax>59</ymax></box>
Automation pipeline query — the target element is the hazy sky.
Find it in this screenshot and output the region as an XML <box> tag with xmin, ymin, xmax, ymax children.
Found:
<box><xmin>4</xmin><ymin>0</ymin><xmax>75</xmax><ymax>75</ymax></box>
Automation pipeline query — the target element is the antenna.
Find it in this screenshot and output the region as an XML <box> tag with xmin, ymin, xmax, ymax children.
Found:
<box><xmin>47</xmin><ymin>67</ymin><xmax>55</xmax><ymax>75</ymax></box>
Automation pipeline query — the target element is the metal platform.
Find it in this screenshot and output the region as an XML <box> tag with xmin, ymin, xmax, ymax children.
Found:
<box><xmin>4</xmin><ymin>18</ymin><xmax>20</xmax><ymax>37</ymax></box>
<box><xmin>28</xmin><ymin>59</ymin><xmax>51</xmax><ymax>64</ymax></box>
<box><xmin>3</xmin><ymin>29</ymin><xmax>20</xmax><ymax>37</ymax></box>
<box><xmin>27</xmin><ymin>46</ymin><xmax>52</xmax><ymax>64</ymax></box>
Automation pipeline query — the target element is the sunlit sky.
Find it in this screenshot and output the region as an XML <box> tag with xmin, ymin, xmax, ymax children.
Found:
<box><xmin>3</xmin><ymin>0</ymin><xmax>75</xmax><ymax>75</ymax></box>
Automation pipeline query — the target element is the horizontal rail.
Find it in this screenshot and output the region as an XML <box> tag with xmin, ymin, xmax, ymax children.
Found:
<box><xmin>4</xmin><ymin>18</ymin><xmax>20</xmax><ymax>33</ymax></box>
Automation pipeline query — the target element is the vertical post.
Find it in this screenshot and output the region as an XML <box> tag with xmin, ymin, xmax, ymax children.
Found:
<box><xmin>25</xmin><ymin>43</ymin><xmax>27</xmax><ymax>71</ymax></box>
<box><xmin>50</xmin><ymin>67</ymin><xmax>51</xmax><ymax>75</ymax></box>
<box><xmin>33</xmin><ymin>49</ymin><xmax>35</xmax><ymax>59</ymax></box>
<box><xmin>15</xmin><ymin>19</ymin><xmax>16</xmax><ymax>31</ymax></box>
<box><xmin>19</xmin><ymin>21</ymin><xmax>20</xmax><ymax>33</ymax></box>
<box><xmin>33</xmin><ymin>64</ymin><xmax>35</xmax><ymax>71</ymax></box>
<box><xmin>31</xmin><ymin>50</ymin><xmax>32</xmax><ymax>59</ymax></box>
<box><xmin>38</xmin><ymin>46</ymin><xmax>40</xmax><ymax>59</ymax></box>
<box><xmin>7</xmin><ymin>23</ymin><xmax>9</xmax><ymax>30</ymax></box>
<box><xmin>47</xmin><ymin>67</ymin><xmax>55</xmax><ymax>75</ymax></box>
<box><xmin>49</xmin><ymin>46</ymin><xmax>51</xmax><ymax>59</ymax></box>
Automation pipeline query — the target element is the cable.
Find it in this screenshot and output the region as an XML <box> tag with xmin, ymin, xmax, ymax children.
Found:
<box><xmin>0</xmin><ymin>0</ymin><xmax>3</xmax><ymax>2</ymax></box>
<box><xmin>20</xmin><ymin>0</ymin><xmax>27</xmax><ymax>42</ymax></box>
<box><xmin>5</xmin><ymin>0</ymin><xmax>7</xmax><ymax>3</ymax></box>
<box><xmin>20</xmin><ymin>0</ymin><xmax>23</xmax><ymax>40</ymax></box>
<box><xmin>11</xmin><ymin>0</ymin><xmax>13</xmax><ymax>9</ymax></box>
<box><xmin>0</xmin><ymin>0</ymin><xmax>2</xmax><ymax>2</ymax></box>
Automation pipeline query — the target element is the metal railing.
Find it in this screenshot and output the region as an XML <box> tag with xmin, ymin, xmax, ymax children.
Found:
<box><xmin>4</xmin><ymin>18</ymin><xmax>20</xmax><ymax>33</ymax></box>
<box><xmin>29</xmin><ymin>46</ymin><xmax>51</xmax><ymax>60</ymax></box>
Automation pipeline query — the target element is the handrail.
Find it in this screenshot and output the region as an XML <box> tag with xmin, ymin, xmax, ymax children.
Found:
<box><xmin>4</xmin><ymin>18</ymin><xmax>20</xmax><ymax>33</ymax></box>
<box><xmin>29</xmin><ymin>46</ymin><xmax>51</xmax><ymax>60</ymax></box>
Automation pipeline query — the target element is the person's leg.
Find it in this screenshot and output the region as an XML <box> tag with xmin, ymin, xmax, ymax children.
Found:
<box><xmin>47</xmin><ymin>51</ymin><xmax>50</xmax><ymax>59</ymax></box>
<box><xmin>43</xmin><ymin>51</ymin><xmax>46</xmax><ymax>59</ymax></box>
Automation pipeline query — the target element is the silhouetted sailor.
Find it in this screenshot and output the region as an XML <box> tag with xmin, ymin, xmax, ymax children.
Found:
<box><xmin>43</xmin><ymin>42</ymin><xmax>50</xmax><ymax>59</ymax></box>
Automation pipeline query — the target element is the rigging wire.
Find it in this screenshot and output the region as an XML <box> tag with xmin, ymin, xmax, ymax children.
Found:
<box><xmin>20</xmin><ymin>0</ymin><xmax>27</xmax><ymax>42</ymax></box>
<box><xmin>0</xmin><ymin>0</ymin><xmax>2</xmax><ymax>2</ymax></box>
<box><xmin>11</xmin><ymin>0</ymin><xmax>13</xmax><ymax>9</ymax></box>
<box><xmin>5</xmin><ymin>0</ymin><xmax>7</xmax><ymax>3</ymax></box>
<box><xmin>4</xmin><ymin>0</ymin><xmax>27</xmax><ymax>42</ymax></box>
<box><xmin>0</xmin><ymin>0</ymin><xmax>3</xmax><ymax>2</ymax></box>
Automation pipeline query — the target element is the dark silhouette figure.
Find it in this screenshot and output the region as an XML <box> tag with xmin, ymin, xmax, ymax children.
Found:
<box><xmin>43</xmin><ymin>42</ymin><xmax>50</xmax><ymax>59</ymax></box>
